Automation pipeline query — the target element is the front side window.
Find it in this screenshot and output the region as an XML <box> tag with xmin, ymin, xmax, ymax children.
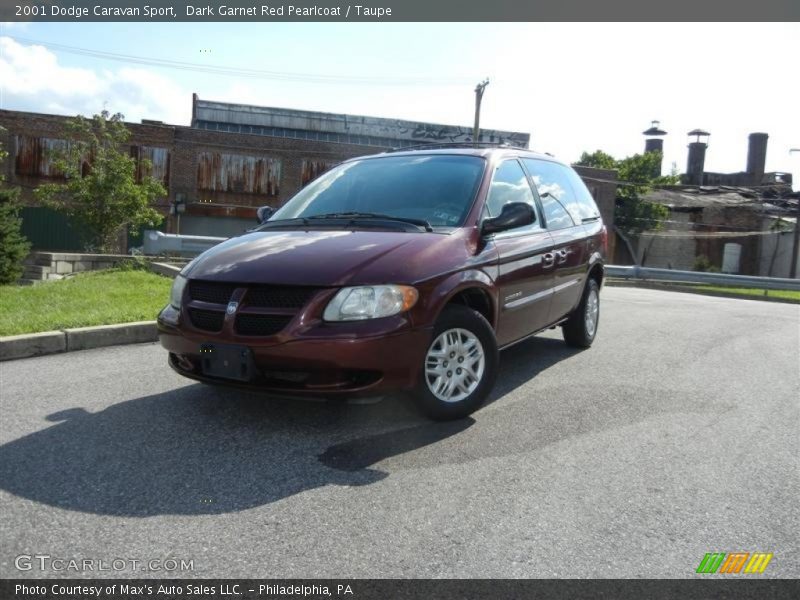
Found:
<box><xmin>484</xmin><ymin>159</ymin><xmax>538</xmax><ymax>221</ymax></box>
<box><xmin>521</xmin><ymin>158</ymin><xmax>577</xmax><ymax>230</ymax></box>
<box><xmin>271</xmin><ymin>154</ymin><xmax>486</xmax><ymax>228</ymax></box>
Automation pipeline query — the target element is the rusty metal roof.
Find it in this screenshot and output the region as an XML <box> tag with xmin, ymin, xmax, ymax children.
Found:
<box><xmin>192</xmin><ymin>96</ymin><xmax>530</xmax><ymax>148</ymax></box>
<box><xmin>643</xmin><ymin>184</ymin><xmax>799</xmax><ymax>213</ymax></box>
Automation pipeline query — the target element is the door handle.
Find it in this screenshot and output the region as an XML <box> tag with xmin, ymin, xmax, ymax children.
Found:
<box><xmin>556</xmin><ymin>249</ymin><xmax>569</xmax><ymax>263</ymax></box>
<box><xmin>542</xmin><ymin>252</ymin><xmax>555</xmax><ymax>268</ymax></box>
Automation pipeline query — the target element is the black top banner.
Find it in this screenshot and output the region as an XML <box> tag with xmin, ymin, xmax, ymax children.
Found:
<box><xmin>2</xmin><ymin>0</ymin><xmax>799</xmax><ymax>22</ymax></box>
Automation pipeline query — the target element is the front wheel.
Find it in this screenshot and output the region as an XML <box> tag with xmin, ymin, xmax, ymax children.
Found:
<box><xmin>562</xmin><ymin>278</ymin><xmax>600</xmax><ymax>348</ymax></box>
<box><xmin>413</xmin><ymin>305</ymin><xmax>499</xmax><ymax>420</ymax></box>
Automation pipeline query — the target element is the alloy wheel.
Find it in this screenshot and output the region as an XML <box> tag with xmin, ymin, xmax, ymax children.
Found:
<box><xmin>424</xmin><ymin>328</ymin><xmax>486</xmax><ymax>403</ymax></box>
<box><xmin>585</xmin><ymin>288</ymin><xmax>599</xmax><ymax>337</ymax></box>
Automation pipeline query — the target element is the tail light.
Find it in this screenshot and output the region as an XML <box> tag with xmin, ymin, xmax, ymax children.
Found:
<box><xmin>600</xmin><ymin>225</ymin><xmax>608</xmax><ymax>256</ymax></box>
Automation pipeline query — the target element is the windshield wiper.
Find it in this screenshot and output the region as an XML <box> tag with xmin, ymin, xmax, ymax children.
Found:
<box><xmin>307</xmin><ymin>212</ymin><xmax>433</xmax><ymax>232</ymax></box>
<box><xmin>253</xmin><ymin>217</ymin><xmax>311</xmax><ymax>230</ymax></box>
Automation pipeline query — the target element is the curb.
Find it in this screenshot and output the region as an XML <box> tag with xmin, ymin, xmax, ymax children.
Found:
<box><xmin>149</xmin><ymin>262</ymin><xmax>181</xmax><ymax>279</ymax></box>
<box><xmin>0</xmin><ymin>321</ymin><xmax>158</xmax><ymax>362</ymax></box>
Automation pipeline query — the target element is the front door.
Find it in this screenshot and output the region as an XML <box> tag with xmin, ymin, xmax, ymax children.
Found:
<box><xmin>483</xmin><ymin>159</ymin><xmax>555</xmax><ymax>347</ymax></box>
<box><xmin>493</xmin><ymin>230</ymin><xmax>556</xmax><ymax>346</ymax></box>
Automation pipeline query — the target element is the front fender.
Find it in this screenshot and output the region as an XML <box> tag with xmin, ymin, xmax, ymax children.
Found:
<box><xmin>410</xmin><ymin>269</ymin><xmax>498</xmax><ymax>330</ymax></box>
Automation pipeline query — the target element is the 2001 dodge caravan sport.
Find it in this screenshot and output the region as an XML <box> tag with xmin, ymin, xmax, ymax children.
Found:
<box><xmin>158</xmin><ymin>146</ymin><xmax>606</xmax><ymax>420</ymax></box>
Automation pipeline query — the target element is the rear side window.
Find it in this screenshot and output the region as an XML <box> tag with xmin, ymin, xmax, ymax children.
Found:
<box><xmin>521</xmin><ymin>158</ymin><xmax>576</xmax><ymax>230</ymax></box>
<box><xmin>540</xmin><ymin>195</ymin><xmax>574</xmax><ymax>231</ymax></box>
<box><xmin>523</xmin><ymin>158</ymin><xmax>601</xmax><ymax>223</ymax></box>
<box><xmin>485</xmin><ymin>159</ymin><xmax>538</xmax><ymax>219</ymax></box>
<box><xmin>562</xmin><ymin>167</ymin><xmax>601</xmax><ymax>221</ymax></box>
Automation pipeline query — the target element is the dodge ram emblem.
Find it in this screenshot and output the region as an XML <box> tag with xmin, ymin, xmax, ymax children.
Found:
<box><xmin>226</xmin><ymin>301</ymin><xmax>238</xmax><ymax>315</ymax></box>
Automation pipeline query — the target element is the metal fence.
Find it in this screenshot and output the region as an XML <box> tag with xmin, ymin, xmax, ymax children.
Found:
<box><xmin>20</xmin><ymin>207</ymin><xmax>90</xmax><ymax>252</ymax></box>
<box><xmin>142</xmin><ymin>230</ymin><xmax>226</xmax><ymax>257</ymax></box>
<box><xmin>606</xmin><ymin>265</ymin><xmax>800</xmax><ymax>291</ymax></box>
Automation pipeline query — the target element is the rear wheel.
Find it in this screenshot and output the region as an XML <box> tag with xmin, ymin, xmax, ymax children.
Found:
<box><xmin>562</xmin><ymin>278</ymin><xmax>600</xmax><ymax>348</ymax></box>
<box><xmin>414</xmin><ymin>305</ymin><xmax>498</xmax><ymax>420</ymax></box>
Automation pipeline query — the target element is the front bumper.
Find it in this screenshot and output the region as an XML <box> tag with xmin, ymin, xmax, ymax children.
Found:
<box><xmin>158</xmin><ymin>316</ymin><xmax>432</xmax><ymax>397</ymax></box>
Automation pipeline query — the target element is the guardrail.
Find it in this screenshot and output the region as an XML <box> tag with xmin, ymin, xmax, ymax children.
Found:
<box><xmin>143</xmin><ymin>230</ymin><xmax>226</xmax><ymax>257</ymax></box>
<box><xmin>606</xmin><ymin>265</ymin><xmax>800</xmax><ymax>291</ymax></box>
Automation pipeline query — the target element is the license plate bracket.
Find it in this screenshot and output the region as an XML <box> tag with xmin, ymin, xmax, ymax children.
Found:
<box><xmin>200</xmin><ymin>343</ymin><xmax>255</xmax><ymax>382</ymax></box>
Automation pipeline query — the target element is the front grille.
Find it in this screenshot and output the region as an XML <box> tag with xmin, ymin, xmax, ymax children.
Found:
<box><xmin>189</xmin><ymin>281</ymin><xmax>237</xmax><ymax>305</ymax></box>
<box><xmin>235</xmin><ymin>314</ymin><xmax>293</xmax><ymax>336</ymax></box>
<box><xmin>188</xmin><ymin>308</ymin><xmax>225</xmax><ymax>332</ymax></box>
<box><xmin>185</xmin><ymin>280</ymin><xmax>319</xmax><ymax>337</ymax></box>
<box><xmin>245</xmin><ymin>286</ymin><xmax>318</xmax><ymax>309</ymax></box>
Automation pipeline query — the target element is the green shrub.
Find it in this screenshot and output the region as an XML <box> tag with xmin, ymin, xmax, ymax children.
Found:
<box><xmin>693</xmin><ymin>254</ymin><xmax>719</xmax><ymax>273</ymax></box>
<box><xmin>0</xmin><ymin>177</ymin><xmax>32</xmax><ymax>285</ymax></box>
<box><xmin>116</xmin><ymin>256</ymin><xmax>150</xmax><ymax>271</ymax></box>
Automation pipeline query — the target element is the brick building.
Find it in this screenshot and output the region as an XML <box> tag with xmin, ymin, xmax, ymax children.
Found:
<box><xmin>627</xmin><ymin>124</ymin><xmax>799</xmax><ymax>276</ymax></box>
<box><xmin>630</xmin><ymin>185</ymin><xmax>799</xmax><ymax>277</ymax></box>
<box><xmin>0</xmin><ymin>95</ymin><xmax>617</xmax><ymax>252</ymax></box>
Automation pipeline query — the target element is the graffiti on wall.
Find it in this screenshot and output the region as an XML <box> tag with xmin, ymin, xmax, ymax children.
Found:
<box><xmin>389</xmin><ymin>123</ymin><xmax>529</xmax><ymax>147</ymax></box>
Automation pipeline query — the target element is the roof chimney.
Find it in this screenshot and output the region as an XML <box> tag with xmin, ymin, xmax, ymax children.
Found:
<box><xmin>686</xmin><ymin>129</ymin><xmax>710</xmax><ymax>186</ymax></box>
<box><xmin>746</xmin><ymin>132</ymin><xmax>768</xmax><ymax>185</ymax></box>
<box><xmin>191</xmin><ymin>93</ymin><xmax>199</xmax><ymax>127</ymax></box>
<box><xmin>643</xmin><ymin>120</ymin><xmax>667</xmax><ymax>177</ymax></box>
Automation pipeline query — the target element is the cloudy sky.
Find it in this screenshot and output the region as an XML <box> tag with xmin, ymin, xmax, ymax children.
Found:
<box><xmin>1</xmin><ymin>22</ymin><xmax>798</xmax><ymax>175</ymax></box>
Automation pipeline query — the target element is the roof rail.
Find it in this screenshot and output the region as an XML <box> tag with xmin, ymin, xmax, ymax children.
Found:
<box><xmin>385</xmin><ymin>141</ymin><xmax>531</xmax><ymax>153</ymax></box>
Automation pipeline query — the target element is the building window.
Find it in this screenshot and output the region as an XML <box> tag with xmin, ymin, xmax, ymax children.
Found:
<box><xmin>197</xmin><ymin>152</ymin><xmax>282</xmax><ymax>197</ymax></box>
<box><xmin>300</xmin><ymin>159</ymin><xmax>335</xmax><ymax>187</ymax></box>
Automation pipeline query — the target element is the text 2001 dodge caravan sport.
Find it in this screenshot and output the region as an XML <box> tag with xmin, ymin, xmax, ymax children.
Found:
<box><xmin>158</xmin><ymin>147</ymin><xmax>606</xmax><ymax>420</ymax></box>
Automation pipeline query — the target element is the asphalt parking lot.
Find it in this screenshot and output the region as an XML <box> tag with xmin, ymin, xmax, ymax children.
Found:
<box><xmin>1</xmin><ymin>287</ymin><xmax>798</xmax><ymax>578</ymax></box>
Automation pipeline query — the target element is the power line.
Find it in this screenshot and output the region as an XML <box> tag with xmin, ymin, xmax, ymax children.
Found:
<box><xmin>3</xmin><ymin>35</ymin><xmax>475</xmax><ymax>87</ymax></box>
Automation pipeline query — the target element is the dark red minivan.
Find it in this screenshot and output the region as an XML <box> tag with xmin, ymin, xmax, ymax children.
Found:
<box><xmin>158</xmin><ymin>146</ymin><xmax>606</xmax><ymax>419</ymax></box>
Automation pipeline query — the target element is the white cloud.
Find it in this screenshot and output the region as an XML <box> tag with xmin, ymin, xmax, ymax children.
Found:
<box><xmin>0</xmin><ymin>22</ymin><xmax>31</xmax><ymax>30</ymax></box>
<box><xmin>0</xmin><ymin>36</ymin><xmax>190</xmax><ymax>124</ymax></box>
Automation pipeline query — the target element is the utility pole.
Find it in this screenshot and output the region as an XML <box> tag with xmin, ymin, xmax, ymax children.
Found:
<box><xmin>789</xmin><ymin>148</ymin><xmax>799</xmax><ymax>278</ymax></box>
<box><xmin>473</xmin><ymin>79</ymin><xmax>489</xmax><ymax>147</ymax></box>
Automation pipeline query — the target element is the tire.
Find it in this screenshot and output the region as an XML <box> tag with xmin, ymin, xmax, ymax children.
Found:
<box><xmin>414</xmin><ymin>305</ymin><xmax>499</xmax><ymax>421</ymax></box>
<box><xmin>562</xmin><ymin>278</ymin><xmax>600</xmax><ymax>348</ymax></box>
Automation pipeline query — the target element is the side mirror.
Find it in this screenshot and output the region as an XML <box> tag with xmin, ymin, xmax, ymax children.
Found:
<box><xmin>256</xmin><ymin>206</ymin><xmax>275</xmax><ymax>224</ymax></box>
<box><xmin>482</xmin><ymin>202</ymin><xmax>535</xmax><ymax>235</ymax></box>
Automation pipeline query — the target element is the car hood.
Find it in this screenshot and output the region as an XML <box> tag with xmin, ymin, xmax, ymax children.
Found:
<box><xmin>182</xmin><ymin>229</ymin><xmax>474</xmax><ymax>286</ymax></box>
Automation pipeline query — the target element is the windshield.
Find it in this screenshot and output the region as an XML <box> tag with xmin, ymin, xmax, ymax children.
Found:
<box><xmin>270</xmin><ymin>154</ymin><xmax>486</xmax><ymax>228</ymax></box>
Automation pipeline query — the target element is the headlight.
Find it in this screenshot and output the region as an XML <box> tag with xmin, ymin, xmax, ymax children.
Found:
<box><xmin>170</xmin><ymin>275</ymin><xmax>188</xmax><ymax>309</ymax></box>
<box><xmin>323</xmin><ymin>285</ymin><xmax>418</xmax><ymax>322</ymax></box>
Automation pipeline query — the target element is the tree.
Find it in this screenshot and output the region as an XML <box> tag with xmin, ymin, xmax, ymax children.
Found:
<box><xmin>34</xmin><ymin>111</ymin><xmax>165</xmax><ymax>252</ymax></box>
<box><xmin>576</xmin><ymin>150</ymin><xmax>616</xmax><ymax>171</ymax></box>
<box><xmin>0</xmin><ymin>134</ymin><xmax>32</xmax><ymax>284</ymax></box>
<box><xmin>576</xmin><ymin>150</ymin><xmax>678</xmax><ymax>235</ymax></box>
